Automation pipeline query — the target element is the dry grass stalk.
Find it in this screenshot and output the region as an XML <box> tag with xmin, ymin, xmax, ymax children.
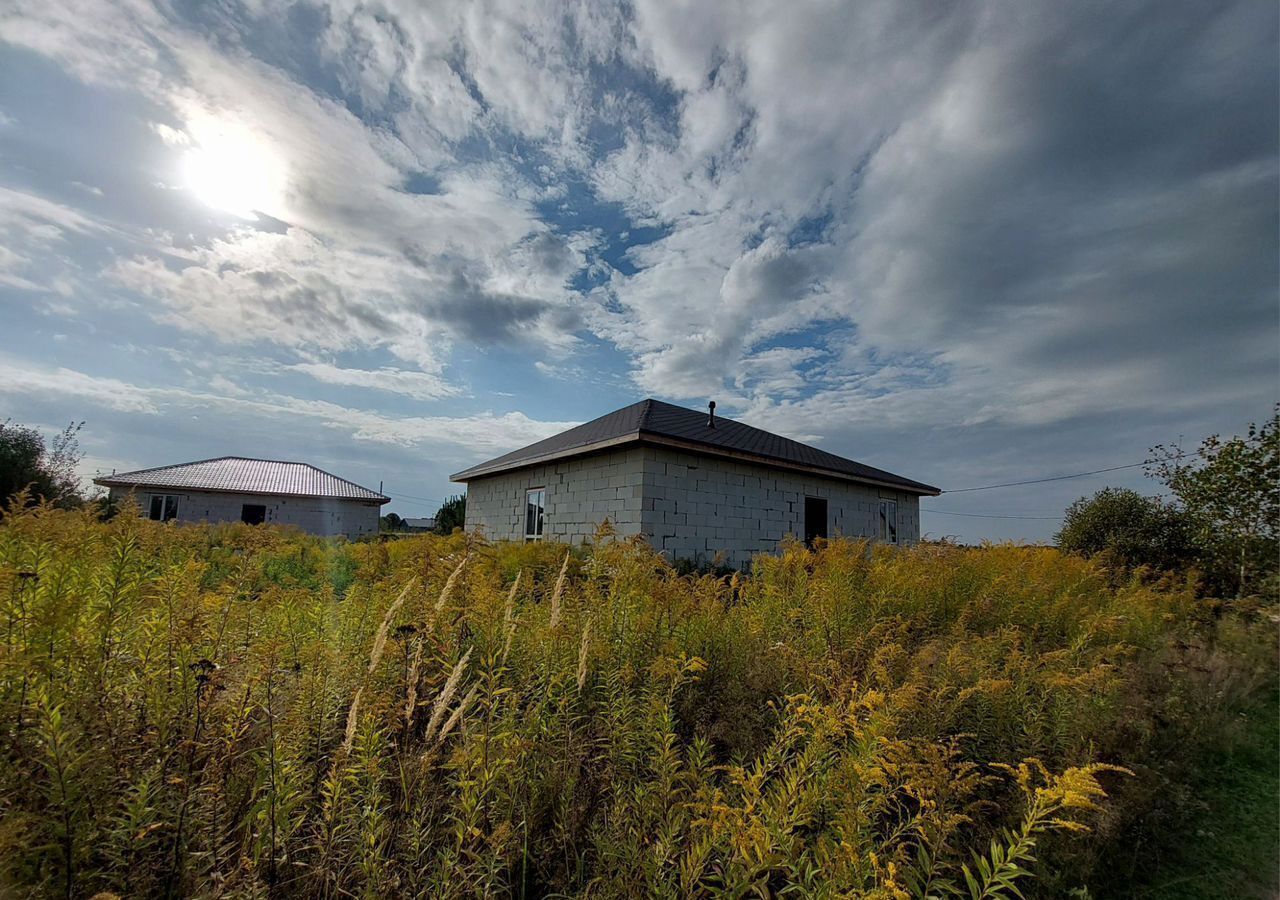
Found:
<box><xmin>576</xmin><ymin>619</ymin><xmax>591</xmax><ymax>692</ymax></box>
<box><xmin>367</xmin><ymin>578</ymin><xmax>418</xmax><ymax>676</ymax></box>
<box><xmin>549</xmin><ymin>550</ymin><xmax>570</xmax><ymax>630</ymax></box>
<box><xmin>502</xmin><ymin>571</ymin><xmax>521</xmax><ymax>663</ymax></box>
<box><xmin>435</xmin><ymin>684</ymin><xmax>480</xmax><ymax>747</ymax></box>
<box><xmin>341</xmin><ymin>577</ymin><xmax>417</xmax><ymax>754</ymax></box>
<box><xmin>434</xmin><ymin>554</ymin><xmax>468</xmax><ymax>618</ymax></box>
<box><xmin>406</xmin><ymin>560</ymin><xmax>467</xmax><ymax>729</ymax></box>
<box><xmin>424</xmin><ymin>647</ymin><xmax>472</xmax><ymax>745</ymax></box>
<box><xmin>342</xmin><ymin>686</ymin><xmax>364</xmax><ymax>755</ymax></box>
<box><xmin>404</xmin><ymin>634</ymin><xmax>425</xmax><ymax>730</ymax></box>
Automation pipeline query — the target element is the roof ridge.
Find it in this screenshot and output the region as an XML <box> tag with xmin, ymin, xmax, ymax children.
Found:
<box><xmin>102</xmin><ymin>454</ymin><xmax>240</xmax><ymax>479</ymax></box>
<box><xmin>211</xmin><ymin>455</ymin><xmax>314</xmax><ymax>465</ymax></box>
<box><xmin>636</xmin><ymin>397</ymin><xmax>656</xmax><ymax>431</ymax></box>
<box><xmin>112</xmin><ymin>455</ymin><xmax>338</xmax><ymax>473</ymax></box>
<box><xmin>96</xmin><ymin>457</ymin><xmax>389</xmax><ymax>502</ymax></box>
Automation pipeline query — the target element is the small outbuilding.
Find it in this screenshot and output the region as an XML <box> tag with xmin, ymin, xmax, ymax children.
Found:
<box><xmin>452</xmin><ymin>399</ymin><xmax>939</xmax><ymax>568</ymax></box>
<box><xmin>95</xmin><ymin>456</ymin><xmax>389</xmax><ymax>539</ymax></box>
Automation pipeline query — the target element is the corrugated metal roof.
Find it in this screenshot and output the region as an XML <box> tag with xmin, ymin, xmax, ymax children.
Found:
<box><xmin>95</xmin><ymin>457</ymin><xmax>390</xmax><ymax>502</ymax></box>
<box><xmin>451</xmin><ymin>399</ymin><xmax>940</xmax><ymax>495</ymax></box>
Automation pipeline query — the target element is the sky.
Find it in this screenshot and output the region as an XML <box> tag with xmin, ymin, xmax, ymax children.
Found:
<box><xmin>0</xmin><ymin>0</ymin><xmax>1276</xmax><ymax>542</ymax></box>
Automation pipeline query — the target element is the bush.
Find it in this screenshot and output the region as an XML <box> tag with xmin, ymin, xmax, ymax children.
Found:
<box><xmin>1149</xmin><ymin>407</ymin><xmax>1279</xmax><ymax>599</ymax></box>
<box><xmin>1057</xmin><ymin>487</ymin><xmax>1193</xmax><ymax>575</ymax></box>
<box><xmin>433</xmin><ymin>494</ymin><xmax>466</xmax><ymax>534</ymax></box>
<box><xmin>0</xmin><ymin>420</ymin><xmax>85</xmax><ymax>510</ymax></box>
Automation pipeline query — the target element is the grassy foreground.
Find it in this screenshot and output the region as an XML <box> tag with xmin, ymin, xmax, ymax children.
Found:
<box><xmin>0</xmin><ymin>507</ymin><xmax>1274</xmax><ymax>898</ymax></box>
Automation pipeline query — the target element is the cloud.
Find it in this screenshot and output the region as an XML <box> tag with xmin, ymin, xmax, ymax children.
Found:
<box><xmin>150</xmin><ymin>122</ymin><xmax>189</xmax><ymax>146</ymax></box>
<box><xmin>3</xmin><ymin>0</ymin><xmax>590</xmax><ymax>369</ymax></box>
<box><xmin>0</xmin><ymin>186</ymin><xmax>115</xmax><ymax>294</ymax></box>
<box><xmin>0</xmin><ymin>357</ymin><xmax>575</xmax><ymax>454</ymax></box>
<box><xmin>0</xmin><ymin>186</ymin><xmax>104</xmax><ymax>238</ymax></box>
<box><xmin>0</xmin><ymin>362</ymin><xmax>159</xmax><ymax>414</ymax></box>
<box><xmin>589</xmin><ymin>0</ymin><xmax>1277</xmax><ymax>431</ymax></box>
<box><xmin>107</xmin><ymin>222</ymin><xmax>577</xmax><ymax>372</ymax></box>
<box><xmin>287</xmin><ymin>361</ymin><xmax>463</xmax><ymax>402</ymax></box>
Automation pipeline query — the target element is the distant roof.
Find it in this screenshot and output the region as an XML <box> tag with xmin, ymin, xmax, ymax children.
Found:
<box><xmin>451</xmin><ymin>399</ymin><xmax>939</xmax><ymax>495</ymax></box>
<box><xmin>402</xmin><ymin>517</ymin><xmax>436</xmax><ymax>529</ymax></box>
<box><xmin>95</xmin><ymin>457</ymin><xmax>390</xmax><ymax>503</ymax></box>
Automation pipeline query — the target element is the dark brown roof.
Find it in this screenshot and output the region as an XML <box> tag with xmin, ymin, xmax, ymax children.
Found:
<box><xmin>451</xmin><ymin>399</ymin><xmax>939</xmax><ymax>495</ymax></box>
<box><xmin>95</xmin><ymin>457</ymin><xmax>390</xmax><ymax>503</ymax></box>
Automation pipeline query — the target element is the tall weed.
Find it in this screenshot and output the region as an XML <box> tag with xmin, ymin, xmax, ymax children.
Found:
<box><xmin>0</xmin><ymin>505</ymin><xmax>1271</xmax><ymax>897</ymax></box>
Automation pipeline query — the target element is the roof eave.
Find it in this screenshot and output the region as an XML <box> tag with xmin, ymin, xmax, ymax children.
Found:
<box><xmin>450</xmin><ymin>432</ymin><xmax>939</xmax><ymax>496</ymax></box>
<box><xmin>637</xmin><ymin>433</ymin><xmax>941</xmax><ymax>495</ymax></box>
<box><xmin>94</xmin><ymin>479</ymin><xmax>390</xmax><ymax>504</ymax></box>
<box><xmin>450</xmin><ymin>431</ymin><xmax>642</xmax><ymax>481</ymax></box>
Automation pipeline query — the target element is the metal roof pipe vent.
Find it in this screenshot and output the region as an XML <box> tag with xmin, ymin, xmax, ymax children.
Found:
<box><xmin>707</xmin><ymin>400</ymin><xmax>716</xmax><ymax>428</ymax></box>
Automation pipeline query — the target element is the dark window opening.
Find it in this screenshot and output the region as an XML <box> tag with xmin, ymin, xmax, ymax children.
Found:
<box><xmin>148</xmin><ymin>494</ymin><xmax>178</xmax><ymax>522</ymax></box>
<box><xmin>241</xmin><ymin>504</ymin><xmax>267</xmax><ymax>525</ymax></box>
<box><xmin>804</xmin><ymin>496</ymin><xmax>828</xmax><ymax>546</ymax></box>
<box><xmin>525</xmin><ymin>488</ymin><xmax>545</xmax><ymax>541</ymax></box>
<box><xmin>879</xmin><ymin>500</ymin><xmax>898</xmax><ymax>544</ymax></box>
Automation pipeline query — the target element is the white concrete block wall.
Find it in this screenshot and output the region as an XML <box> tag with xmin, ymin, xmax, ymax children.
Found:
<box><xmin>110</xmin><ymin>487</ymin><xmax>382</xmax><ymax>539</ymax></box>
<box><xmin>637</xmin><ymin>447</ymin><xmax>920</xmax><ymax>568</ymax></box>
<box><xmin>461</xmin><ymin>443</ymin><xmax>922</xmax><ymax>568</ymax></box>
<box><xmin>462</xmin><ymin>447</ymin><xmax>646</xmax><ymax>543</ymax></box>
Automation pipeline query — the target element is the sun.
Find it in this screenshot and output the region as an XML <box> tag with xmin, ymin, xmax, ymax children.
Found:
<box><xmin>181</xmin><ymin>122</ymin><xmax>286</xmax><ymax>219</ymax></box>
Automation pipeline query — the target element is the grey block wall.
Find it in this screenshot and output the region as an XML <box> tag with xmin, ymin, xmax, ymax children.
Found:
<box><xmin>110</xmin><ymin>487</ymin><xmax>382</xmax><ymax>539</ymax></box>
<box><xmin>638</xmin><ymin>446</ymin><xmax>920</xmax><ymax>568</ymax></box>
<box><xmin>462</xmin><ymin>444</ymin><xmax>921</xmax><ymax>568</ymax></box>
<box><xmin>463</xmin><ymin>446</ymin><xmax>647</xmax><ymax>543</ymax></box>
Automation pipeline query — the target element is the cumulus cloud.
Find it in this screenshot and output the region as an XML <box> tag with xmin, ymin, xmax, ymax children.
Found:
<box><xmin>592</xmin><ymin>0</ymin><xmax>1277</xmax><ymax>434</ymax></box>
<box><xmin>3</xmin><ymin>0</ymin><xmax>592</xmax><ymax>380</ymax></box>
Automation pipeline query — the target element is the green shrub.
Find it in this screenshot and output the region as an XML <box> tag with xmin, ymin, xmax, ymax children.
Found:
<box><xmin>1057</xmin><ymin>487</ymin><xmax>1194</xmax><ymax>576</ymax></box>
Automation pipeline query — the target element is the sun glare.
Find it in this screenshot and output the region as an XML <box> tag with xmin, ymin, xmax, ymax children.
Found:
<box><xmin>181</xmin><ymin>124</ymin><xmax>286</xmax><ymax>219</ymax></box>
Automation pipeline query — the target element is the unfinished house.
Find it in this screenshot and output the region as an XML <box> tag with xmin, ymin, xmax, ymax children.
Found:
<box><xmin>452</xmin><ymin>399</ymin><xmax>939</xmax><ymax>568</ymax></box>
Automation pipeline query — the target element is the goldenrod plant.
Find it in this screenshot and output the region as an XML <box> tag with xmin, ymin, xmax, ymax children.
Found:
<box><xmin>0</xmin><ymin>504</ymin><xmax>1272</xmax><ymax>897</ymax></box>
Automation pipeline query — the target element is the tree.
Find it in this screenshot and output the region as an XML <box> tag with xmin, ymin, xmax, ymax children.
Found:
<box><xmin>433</xmin><ymin>495</ymin><xmax>466</xmax><ymax>535</ymax></box>
<box><xmin>0</xmin><ymin>420</ymin><xmax>85</xmax><ymax>510</ymax></box>
<box><xmin>380</xmin><ymin>512</ymin><xmax>405</xmax><ymax>533</ymax></box>
<box><xmin>1148</xmin><ymin>406</ymin><xmax>1279</xmax><ymax>598</ymax></box>
<box><xmin>1056</xmin><ymin>487</ymin><xmax>1193</xmax><ymax>574</ymax></box>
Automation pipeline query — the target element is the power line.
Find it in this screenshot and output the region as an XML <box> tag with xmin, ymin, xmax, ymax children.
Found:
<box><xmin>385</xmin><ymin>498</ymin><xmax>440</xmax><ymax>510</ymax></box>
<box><xmin>385</xmin><ymin>491</ymin><xmax>444</xmax><ymax>504</ymax></box>
<box><xmin>942</xmin><ymin>461</ymin><xmax>1149</xmax><ymax>494</ymax></box>
<box><xmin>923</xmin><ymin>508</ymin><xmax>1063</xmax><ymax>520</ymax></box>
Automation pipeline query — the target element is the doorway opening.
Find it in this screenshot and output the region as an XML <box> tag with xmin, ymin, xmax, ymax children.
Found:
<box><xmin>804</xmin><ymin>496</ymin><xmax>828</xmax><ymax>546</ymax></box>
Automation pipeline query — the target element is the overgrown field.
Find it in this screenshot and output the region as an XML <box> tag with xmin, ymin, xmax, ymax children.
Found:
<box><xmin>0</xmin><ymin>507</ymin><xmax>1274</xmax><ymax>898</ymax></box>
